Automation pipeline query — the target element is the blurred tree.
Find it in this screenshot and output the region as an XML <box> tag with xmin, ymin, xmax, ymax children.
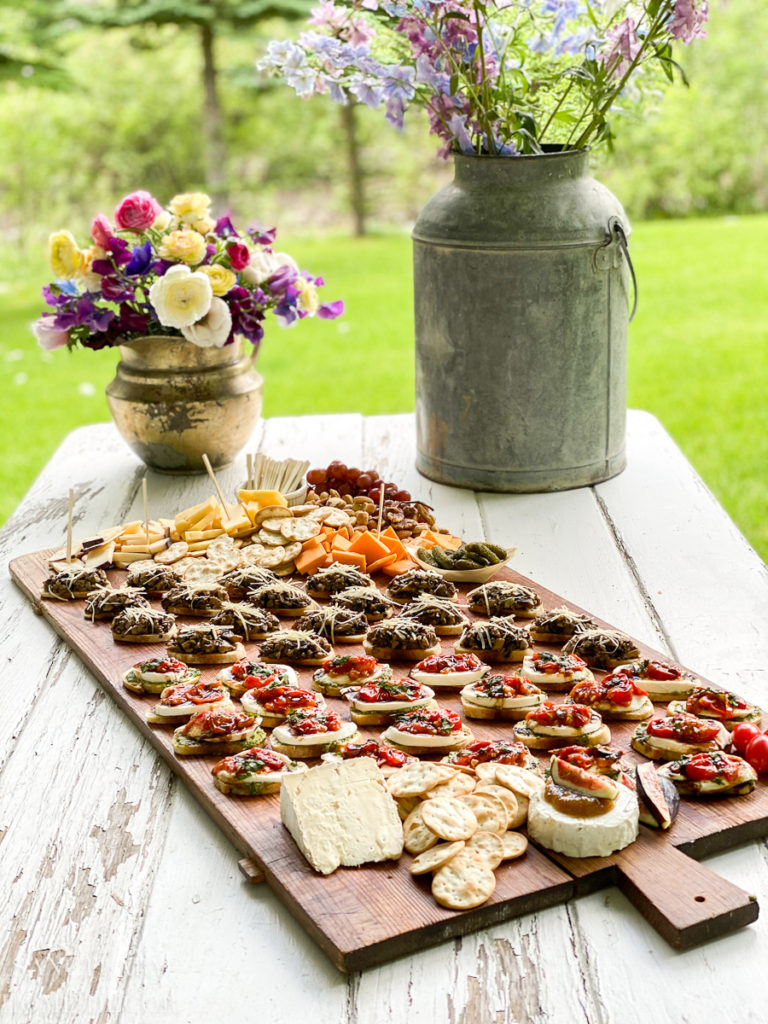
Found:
<box><xmin>26</xmin><ymin>0</ymin><xmax>313</xmax><ymax>209</ymax></box>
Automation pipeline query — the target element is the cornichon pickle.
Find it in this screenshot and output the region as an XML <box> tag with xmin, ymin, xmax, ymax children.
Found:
<box><xmin>417</xmin><ymin>547</ymin><xmax>436</xmax><ymax>565</ymax></box>
<box><xmin>486</xmin><ymin>543</ymin><xmax>508</xmax><ymax>559</ymax></box>
<box><xmin>465</xmin><ymin>542</ymin><xmax>501</xmax><ymax>565</ymax></box>
<box><xmin>431</xmin><ymin>545</ymin><xmax>455</xmax><ymax>569</ymax></box>
<box><xmin>453</xmin><ymin>558</ymin><xmax>482</xmax><ymax>569</ymax></box>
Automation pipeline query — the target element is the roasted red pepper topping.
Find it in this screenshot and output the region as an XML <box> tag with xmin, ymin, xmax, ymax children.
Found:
<box><xmin>253</xmin><ymin>686</ymin><xmax>319</xmax><ymax>714</ymax></box>
<box><xmin>473</xmin><ymin>674</ymin><xmax>539</xmax><ymax>698</ymax></box>
<box><xmin>286</xmin><ymin>710</ymin><xmax>343</xmax><ymax>736</ymax></box>
<box><xmin>569</xmin><ymin>675</ymin><xmax>647</xmax><ymax>707</ymax></box>
<box><xmin>644</xmin><ymin>660</ymin><xmax>683</xmax><ymax>681</ymax></box>
<box><xmin>182</xmin><ymin>708</ymin><xmax>254</xmax><ymax>736</ymax></box>
<box><xmin>529</xmin><ymin>651</ymin><xmax>587</xmax><ymax>674</ymax></box>
<box><xmin>335</xmin><ymin>740</ymin><xmax>409</xmax><ymax>768</ymax></box>
<box><xmin>415</xmin><ymin>653</ymin><xmax>484</xmax><ymax>674</ymax></box>
<box><xmin>321</xmin><ymin>654</ymin><xmax>378</xmax><ymax>679</ymax></box>
<box><xmin>230</xmin><ymin>659</ymin><xmax>277</xmax><ymax>684</ymax></box>
<box><xmin>355</xmin><ymin>679</ymin><xmax>425</xmax><ymax>703</ymax></box>
<box><xmin>160</xmin><ymin>681</ymin><xmax>226</xmax><ymax>706</ymax></box>
<box><xmin>684</xmin><ymin>687</ymin><xmax>749</xmax><ymax>720</ymax></box>
<box><xmin>526</xmin><ymin>701</ymin><xmax>593</xmax><ymax>730</ymax></box>
<box><xmin>677</xmin><ymin>751</ymin><xmax>742</xmax><ymax>783</ymax></box>
<box><xmin>212</xmin><ymin>747</ymin><xmax>286</xmax><ymax>778</ymax></box>
<box><xmin>141</xmin><ymin>658</ymin><xmax>187</xmax><ymax>674</ymax></box>
<box><xmin>394</xmin><ymin>707</ymin><xmax>462</xmax><ymax>735</ymax></box>
<box><xmin>448</xmin><ymin>739</ymin><xmax>531</xmax><ymax>767</ymax></box>
<box><xmin>646</xmin><ymin>713</ymin><xmax>721</xmax><ymax>744</ymax></box>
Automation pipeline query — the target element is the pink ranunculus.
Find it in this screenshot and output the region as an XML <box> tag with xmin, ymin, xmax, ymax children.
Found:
<box><xmin>90</xmin><ymin>214</ymin><xmax>114</xmax><ymax>248</ymax></box>
<box><xmin>226</xmin><ymin>241</ymin><xmax>251</xmax><ymax>271</ymax></box>
<box><xmin>113</xmin><ymin>190</ymin><xmax>163</xmax><ymax>233</ymax></box>
<box><xmin>31</xmin><ymin>316</ymin><xmax>70</xmax><ymax>350</ymax></box>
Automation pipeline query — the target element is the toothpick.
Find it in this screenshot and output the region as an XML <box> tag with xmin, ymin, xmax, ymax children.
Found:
<box><xmin>201</xmin><ymin>453</ymin><xmax>229</xmax><ymax>520</ymax></box>
<box><xmin>142</xmin><ymin>477</ymin><xmax>150</xmax><ymax>548</ymax></box>
<box><xmin>246</xmin><ymin>453</ymin><xmax>254</xmax><ymax>491</ymax></box>
<box><xmin>66</xmin><ymin>488</ymin><xmax>74</xmax><ymax>563</ymax></box>
<box><xmin>376</xmin><ymin>484</ymin><xmax>386</xmax><ymax>536</ymax></box>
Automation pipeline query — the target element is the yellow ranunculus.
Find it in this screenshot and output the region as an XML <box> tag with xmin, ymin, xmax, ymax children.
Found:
<box><xmin>169</xmin><ymin>192</ymin><xmax>212</xmax><ymax>223</ymax></box>
<box><xmin>191</xmin><ymin>214</ymin><xmax>216</xmax><ymax>235</ymax></box>
<box><xmin>148</xmin><ymin>264</ymin><xmax>213</xmax><ymax>329</ymax></box>
<box><xmin>295</xmin><ymin>277</ymin><xmax>320</xmax><ymax>315</ymax></box>
<box><xmin>74</xmin><ymin>245</ymin><xmax>104</xmax><ymax>292</ymax></box>
<box><xmin>49</xmin><ymin>230</ymin><xmax>84</xmax><ymax>279</ymax></box>
<box><xmin>199</xmin><ymin>264</ymin><xmax>237</xmax><ymax>296</ymax></box>
<box><xmin>158</xmin><ymin>229</ymin><xmax>207</xmax><ymax>266</ymax></box>
<box><xmin>152</xmin><ymin>210</ymin><xmax>172</xmax><ymax>231</ymax></box>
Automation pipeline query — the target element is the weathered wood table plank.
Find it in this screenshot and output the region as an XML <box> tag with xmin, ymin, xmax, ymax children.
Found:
<box><xmin>1</xmin><ymin>411</ymin><xmax>767</xmax><ymax>1023</ymax></box>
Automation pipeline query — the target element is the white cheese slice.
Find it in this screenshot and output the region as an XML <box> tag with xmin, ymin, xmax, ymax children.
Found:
<box><xmin>460</xmin><ymin>685</ymin><xmax>541</xmax><ymax>710</ymax></box>
<box><xmin>280</xmin><ymin>758</ymin><xmax>404</xmax><ymax>875</ymax></box>
<box><xmin>349</xmin><ymin>685</ymin><xmax>434</xmax><ymax>715</ymax></box>
<box><xmin>409</xmin><ymin>667</ymin><xmax>487</xmax><ymax>688</ymax></box>
<box><xmin>533</xmin><ymin>718</ymin><xmax>603</xmax><ymax>738</ymax></box>
<box><xmin>520</xmin><ymin>655</ymin><xmax>589</xmax><ymax>684</ymax></box>
<box><xmin>272</xmin><ymin>720</ymin><xmax>358</xmax><ymax>747</ymax></box>
<box><xmin>527</xmin><ymin>785</ymin><xmax>639</xmax><ymax>858</ymax></box>
<box><xmin>380</xmin><ymin>726</ymin><xmax>462</xmax><ymax>749</ymax></box>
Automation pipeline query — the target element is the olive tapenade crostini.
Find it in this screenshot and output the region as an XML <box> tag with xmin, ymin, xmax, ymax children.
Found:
<box><xmin>258</xmin><ymin>629</ymin><xmax>333</xmax><ymax>666</ymax></box>
<box><xmin>84</xmin><ymin>585</ymin><xmax>150</xmax><ymax>621</ymax></box>
<box><xmin>529</xmin><ymin>605</ymin><xmax>596</xmax><ymax>643</ymax></box>
<box><xmin>146</xmin><ymin>680</ymin><xmax>233</xmax><ymax>725</ymax></box>
<box><xmin>245</xmin><ymin>582</ymin><xmax>317</xmax><ymax>616</ymax></box>
<box><xmin>562</xmin><ymin>628</ymin><xmax>641</xmax><ymax>669</ymax></box>
<box><xmin>386</xmin><ymin>568</ymin><xmax>458</xmax><ymax>605</ymax></box>
<box><xmin>519</xmin><ymin>651</ymin><xmax>593</xmax><ymax>692</ymax></box>
<box><xmin>460</xmin><ymin>673</ymin><xmax>545</xmax><ymax>721</ymax></box>
<box><xmin>160</xmin><ymin>582</ymin><xmax>228</xmax><ymax>617</ymax></box>
<box><xmin>305</xmin><ymin>563</ymin><xmax>376</xmax><ymax>600</ymax></box>
<box><xmin>122</xmin><ymin>657</ymin><xmax>200</xmax><ymax>695</ymax></box>
<box><xmin>294</xmin><ymin>606</ymin><xmax>368</xmax><ymax>644</ymax></box>
<box><xmin>172</xmin><ymin>707</ymin><xmax>267</xmax><ymax>756</ymax></box>
<box><xmin>667</xmin><ymin>687</ymin><xmax>762</xmax><ymax>732</ymax></box>
<box><xmin>210</xmin><ymin>602</ymin><xmax>280</xmax><ymax>641</ymax></box>
<box><xmin>466</xmin><ymin>581</ymin><xmax>543</xmax><ymax>619</ymax></box>
<box><xmin>167</xmin><ymin>623</ymin><xmax>246</xmax><ymax>664</ymax></box>
<box><xmin>111</xmin><ymin>606</ymin><xmax>175</xmax><ymax>644</ymax></box>
<box><xmin>42</xmin><ymin>566</ymin><xmax>110</xmax><ymax>601</ymax></box>
<box><xmin>212</xmin><ymin>747</ymin><xmax>307</xmax><ymax>796</ymax></box>
<box><xmin>126</xmin><ymin>564</ymin><xmax>182</xmax><ymax>596</ymax></box>
<box><xmin>398</xmin><ymin>593</ymin><xmax>469</xmax><ymax>636</ymax></box>
<box><xmin>454</xmin><ymin>618</ymin><xmax>533</xmax><ymax>663</ymax></box>
<box><xmin>331</xmin><ymin>586</ymin><xmax>395</xmax><ymax>623</ymax></box>
<box><xmin>363</xmin><ymin>618</ymin><xmax>441</xmax><ymax>661</ymax></box>
<box><xmin>218</xmin><ymin>566</ymin><xmax>279</xmax><ymax>602</ymax></box>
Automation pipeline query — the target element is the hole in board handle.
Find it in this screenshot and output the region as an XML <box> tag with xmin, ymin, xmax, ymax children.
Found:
<box><xmin>694</xmin><ymin>896</ymin><xmax>706</xmax><ymax>903</ymax></box>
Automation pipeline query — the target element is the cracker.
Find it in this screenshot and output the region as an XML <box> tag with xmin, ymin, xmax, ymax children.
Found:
<box><xmin>459</xmin><ymin>793</ymin><xmax>508</xmax><ymax>834</ymax></box>
<box><xmin>410</xmin><ymin>841</ymin><xmax>466</xmax><ymax>876</ymax></box>
<box><xmin>396</xmin><ymin>795</ymin><xmax>421</xmax><ymax>821</ymax></box>
<box><xmin>387</xmin><ymin>761</ymin><xmax>455</xmax><ymax>798</ymax></box>
<box><xmin>432</xmin><ymin>853</ymin><xmax>496</xmax><ymax>910</ymax></box>
<box><xmin>258</xmin><ymin>546</ymin><xmax>288</xmax><ymax>568</ymax></box>
<box><xmin>180</xmin><ymin>562</ymin><xmax>223</xmax><ymax>584</ymax></box>
<box><xmin>280</xmin><ymin>517</ymin><xmax>321</xmax><ymax>542</ymax></box>
<box><xmin>288</xmin><ymin>504</ymin><xmax>316</xmax><ymax>516</ymax></box>
<box><xmin>253</xmin><ymin>506</ymin><xmax>292</xmax><ymax>526</ymax></box>
<box><xmin>501</xmin><ymin>832</ymin><xmax>529</xmax><ymax>860</ymax></box>
<box><xmin>473</xmin><ymin>784</ymin><xmax>520</xmax><ymax>827</ymax></box>
<box><xmin>493</xmin><ymin>764</ymin><xmax>545</xmax><ymax>800</ymax></box>
<box><xmin>474</xmin><ymin>763</ymin><xmax>500</xmax><ymax>783</ymax></box>
<box><xmin>260</xmin><ymin>517</ymin><xmax>288</xmax><ymax>535</ymax></box>
<box><xmin>420</xmin><ymin>797</ymin><xmax>478</xmax><ymax>842</ymax></box>
<box><xmin>422</xmin><ymin>771</ymin><xmax>477</xmax><ymax>800</ymax></box>
<box><xmin>282</xmin><ymin>541</ymin><xmax>303</xmax><ymax>562</ymax></box>
<box><xmin>403</xmin><ymin>804</ymin><xmax>439</xmax><ymax>855</ymax></box>
<box><xmin>256</xmin><ymin>528</ymin><xmax>288</xmax><ymax>547</ymax></box>
<box><xmin>272</xmin><ymin>562</ymin><xmax>296</xmax><ymax>577</ymax></box>
<box><xmin>322</xmin><ymin>510</ymin><xmax>353</xmax><ymax>528</ymax></box>
<box><xmin>207</xmin><ymin>535</ymin><xmax>237</xmax><ymax>558</ymax></box>
<box><xmin>306</xmin><ymin>507</ymin><xmax>334</xmax><ymax>522</ymax></box>
<box><xmin>464</xmin><ymin>830</ymin><xmax>504</xmax><ymax>869</ymax></box>
<box><xmin>125</xmin><ymin>559</ymin><xmax>156</xmax><ymax>574</ymax></box>
<box><xmin>240</xmin><ymin>545</ymin><xmax>269</xmax><ymax>566</ymax></box>
<box><xmin>154</xmin><ymin>541</ymin><xmax>189</xmax><ymax>565</ymax></box>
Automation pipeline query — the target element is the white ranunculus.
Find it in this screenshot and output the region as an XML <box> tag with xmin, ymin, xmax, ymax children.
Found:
<box><xmin>241</xmin><ymin>249</ymin><xmax>299</xmax><ymax>285</ymax></box>
<box><xmin>181</xmin><ymin>296</ymin><xmax>232</xmax><ymax>348</ymax></box>
<box><xmin>149</xmin><ymin>264</ymin><xmax>212</xmax><ymax>329</ymax></box>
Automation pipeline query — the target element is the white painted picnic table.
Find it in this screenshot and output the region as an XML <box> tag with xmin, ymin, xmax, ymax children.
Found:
<box><xmin>1</xmin><ymin>410</ymin><xmax>767</xmax><ymax>1023</ymax></box>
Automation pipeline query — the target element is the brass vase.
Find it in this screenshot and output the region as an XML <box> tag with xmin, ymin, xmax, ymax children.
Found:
<box><xmin>105</xmin><ymin>335</ymin><xmax>263</xmax><ymax>473</ymax></box>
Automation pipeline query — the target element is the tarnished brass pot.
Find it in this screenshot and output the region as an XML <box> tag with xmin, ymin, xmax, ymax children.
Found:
<box><xmin>105</xmin><ymin>336</ymin><xmax>262</xmax><ymax>473</ymax></box>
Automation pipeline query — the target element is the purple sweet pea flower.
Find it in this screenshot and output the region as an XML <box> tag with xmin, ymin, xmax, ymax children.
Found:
<box><xmin>267</xmin><ymin>264</ymin><xmax>299</xmax><ymax>296</ymax></box>
<box><xmin>248</xmin><ymin>225</ymin><xmax>277</xmax><ymax>246</ymax></box>
<box><xmin>214</xmin><ymin>214</ymin><xmax>239</xmax><ymax>238</ymax></box>
<box><xmin>318</xmin><ymin>300</ymin><xmax>344</xmax><ymax>319</ymax></box>
<box><xmin>668</xmin><ymin>0</ymin><xmax>708</xmax><ymax>42</ymax></box>
<box><xmin>125</xmin><ymin>240</ymin><xmax>153</xmax><ymax>276</ymax></box>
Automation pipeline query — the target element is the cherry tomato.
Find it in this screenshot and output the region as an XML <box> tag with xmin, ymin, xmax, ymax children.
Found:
<box><xmin>745</xmin><ymin>734</ymin><xmax>768</xmax><ymax>773</ymax></box>
<box><xmin>731</xmin><ymin>722</ymin><xmax>762</xmax><ymax>755</ymax></box>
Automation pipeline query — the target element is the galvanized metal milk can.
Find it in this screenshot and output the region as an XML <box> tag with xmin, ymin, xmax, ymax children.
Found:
<box><xmin>413</xmin><ymin>150</ymin><xmax>632</xmax><ymax>492</ymax></box>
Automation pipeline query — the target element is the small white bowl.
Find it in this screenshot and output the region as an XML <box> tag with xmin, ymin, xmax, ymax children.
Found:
<box><xmin>412</xmin><ymin>546</ymin><xmax>517</xmax><ymax>584</ymax></box>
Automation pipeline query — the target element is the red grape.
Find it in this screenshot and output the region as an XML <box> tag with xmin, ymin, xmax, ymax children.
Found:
<box><xmin>394</xmin><ymin>489</ymin><xmax>411</xmax><ymax>501</ymax></box>
<box><xmin>327</xmin><ymin>460</ymin><xmax>346</xmax><ymax>476</ymax></box>
<box><xmin>337</xmin><ymin>482</ymin><xmax>352</xmax><ymax>496</ymax></box>
<box><xmin>369</xmin><ymin>487</ymin><xmax>381</xmax><ymax>503</ymax></box>
<box><xmin>357</xmin><ymin>473</ymin><xmax>373</xmax><ymax>491</ymax></box>
<box><xmin>306</xmin><ymin>468</ymin><xmax>327</xmax><ymax>486</ymax></box>
<box><xmin>344</xmin><ymin>466</ymin><xmax>361</xmax><ymax>483</ymax></box>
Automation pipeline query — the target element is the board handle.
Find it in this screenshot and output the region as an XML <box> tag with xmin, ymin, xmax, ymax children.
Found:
<box><xmin>238</xmin><ymin>857</ymin><xmax>265</xmax><ymax>885</ymax></box>
<box><xmin>615</xmin><ymin>833</ymin><xmax>758</xmax><ymax>948</ymax></box>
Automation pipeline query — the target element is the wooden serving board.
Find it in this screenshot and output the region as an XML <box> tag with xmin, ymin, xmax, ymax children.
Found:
<box><xmin>10</xmin><ymin>549</ymin><xmax>764</xmax><ymax>970</ymax></box>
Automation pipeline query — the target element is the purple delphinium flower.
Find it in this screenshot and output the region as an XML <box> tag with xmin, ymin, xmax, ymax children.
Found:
<box><xmin>125</xmin><ymin>240</ymin><xmax>152</xmax><ymax>276</ymax></box>
<box><xmin>668</xmin><ymin>0</ymin><xmax>708</xmax><ymax>42</ymax></box>
<box><xmin>599</xmin><ymin>17</ymin><xmax>641</xmax><ymax>79</ymax></box>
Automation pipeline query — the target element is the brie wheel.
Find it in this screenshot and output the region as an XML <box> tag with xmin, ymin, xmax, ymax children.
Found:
<box><xmin>272</xmin><ymin>720</ymin><xmax>358</xmax><ymax>747</ymax></box>
<box><xmin>527</xmin><ymin>785</ymin><xmax>639</xmax><ymax>858</ymax></box>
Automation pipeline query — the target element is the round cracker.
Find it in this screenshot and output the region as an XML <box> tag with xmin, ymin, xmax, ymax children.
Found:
<box><xmin>493</xmin><ymin>764</ymin><xmax>545</xmax><ymax>799</ymax></box>
<box><xmin>259</xmin><ymin>517</ymin><xmax>288</xmax><ymax>535</ymax></box>
<box><xmin>387</xmin><ymin>761</ymin><xmax>456</xmax><ymax>798</ymax></box>
<box><xmin>459</xmin><ymin>793</ymin><xmax>508</xmax><ymax>834</ymax></box>
<box><xmin>396</xmin><ymin>795</ymin><xmax>421</xmax><ymax>821</ymax></box>
<box><xmin>288</xmin><ymin>504</ymin><xmax>316</xmax><ymax>516</ymax></box>
<box><xmin>280</xmin><ymin>517</ymin><xmax>322</xmax><ymax>542</ymax></box>
<box><xmin>253</xmin><ymin>505</ymin><xmax>292</xmax><ymax>526</ymax></box>
<box><xmin>240</xmin><ymin>544</ymin><xmax>268</xmax><ymax>565</ymax></box>
<box><xmin>125</xmin><ymin>559</ymin><xmax>156</xmax><ymax>574</ymax></box>
<box><xmin>432</xmin><ymin>853</ymin><xmax>496</xmax><ymax>910</ymax></box>
<box><xmin>281</xmin><ymin>541</ymin><xmax>303</xmax><ymax>562</ymax></box>
<box><xmin>155</xmin><ymin>541</ymin><xmax>189</xmax><ymax>565</ymax></box>
<box><xmin>256</xmin><ymin>528</ymin><xmax>289</xmax><ymax>546</ymax></box>
<box><xmin>410</xmin><ymin>841</ymin><xmax>466</xmax><ymax>876</ymax></box>
<box><xmin>473</xmin><ymin>762</ymin><xmax>500</xmax><ymax>783</ymax></box>
<box><xmin>501</xmin><ymin>832</ymin><xmax>529</xmax><ymax>860</ymax></box>
<box><xmin>422</xmin><ymin>771</ymin><xmax>477</xmax><ymax>800</ymax></box>
<box><xmin>464</xmin><ymin>830</ymin><xmax>504</xmax><ymax>869</ymax></box>
<box><xmin>180</xmin><ymin>562</ymin><xmax>224</xmax><ymax>584</ymax></box>
<box><xmin>403</xmin><ymin>804</ymin><xmax>439</xmax><ymax>855</ymax></box>
<box><xmin>473</xmin><ymin>784</ymin><xmax>520</xmax><ymax>827</ymax></box>
<box><xmin>421</xmin><ymin>797</ymin><xmax>478</xmax><ymax>842</ymax></box>
<box><xmin>207</xmin><ymin>535</ymin><xmax>237</xmax><ymax>556</ymax></box>
<box><xmin>306</xmin><ymin>507</ymin><xmax>334</xmax><ymax>522</ymax></box>
<box><xmin>207</xmin><ymin>553</ymin><xmax>243</xmax><ymax>573</ymax></box>
<box><xmin>258</xmin><ymin>545</ymin><xmax>288</xmax><ymax>568</ymax></box>
<box><xmin>322</xmin><ymin>510</ymin><xmax>353</xmax><ymax>528</ymax></box>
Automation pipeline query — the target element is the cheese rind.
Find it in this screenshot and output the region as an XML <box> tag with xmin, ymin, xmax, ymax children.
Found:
<box><xmin>527</xmin><ymin>785</ymin><xmax>638</xmax><ymax>858</ymax></box>
<box><xmin>280</xmin><ymin>759</ymin><xmax>404</xmax><ymax>875</ymax></box>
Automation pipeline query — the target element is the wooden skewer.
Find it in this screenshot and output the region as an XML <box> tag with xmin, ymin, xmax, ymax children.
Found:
<box><xmin>66</xmin><ymin>488</ymin><xmax>74</xmax><ymax>563</ymax></box>
<box><xmin>376</xmin><ymin>484</ymin><xmax>386</xmax><ymax>537</ymax></box>
<box><xmin>246</xmin><ymin>453</ymin><xmax>254</xmax><ymax>491</ymax></box>
<box><xmin>142</xmin><ymin>477</ymin><xmax>150</xmax><ymax>548</ymax></box>
<box><xmin>201</xmin><ymin>453</ymin><xmax>229</xmax><ymax>521</ymax></box>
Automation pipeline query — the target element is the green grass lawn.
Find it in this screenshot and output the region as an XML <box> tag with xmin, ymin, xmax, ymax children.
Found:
<box><xmin>2</xmin><ymin>216</ymin><xmax>766</xmax><ymax>563</ymax></box>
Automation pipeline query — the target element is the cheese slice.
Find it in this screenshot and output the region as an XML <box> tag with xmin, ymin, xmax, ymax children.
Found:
<box><xmin>280</xmin><ymin>759</ymin><xmax>404</xmax><ymax>875</ymax></box>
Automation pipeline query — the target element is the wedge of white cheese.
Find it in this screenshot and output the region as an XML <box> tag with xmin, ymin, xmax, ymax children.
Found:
<box><xmin>280</xmin><ymin>758</ymin><xmax>404</xmax><ymax>875</ymax></box>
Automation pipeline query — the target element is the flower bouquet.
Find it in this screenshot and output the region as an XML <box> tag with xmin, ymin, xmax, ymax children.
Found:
<box><xmin>34</xmin><ymin>189</ymin><xmax>343</xmax><ymax>352</ymax></box>
<box><xmin>260</xmin><ymin>0</ymin><xmax>708</xmax><ymax>156</ymax></box>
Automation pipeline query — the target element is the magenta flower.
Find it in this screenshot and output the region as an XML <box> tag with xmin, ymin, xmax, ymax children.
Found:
<box><xmin>668</xmin><ymin>0</ymin><xmax>708</xmax><ymax>43</ymax></box>
<box><xmin>227</xmin><ymin>241</ymin><xmax>251</xmax><ymax>271</ymax></box>
<box><xmin>91</xmin><ymin>214</ymin><xmax>114</xmax><ymax>249</ymax></box>
<box><xmin>114</xmin><ymin>190</ymin><xmax>163</xmax><ymax>233</ymax></box>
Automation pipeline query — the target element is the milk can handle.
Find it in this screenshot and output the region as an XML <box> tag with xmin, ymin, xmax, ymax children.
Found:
<box><xmin>610</xmin><ymin>218</ymin><xmax>638</xmax><ymax>322</ymax></box>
